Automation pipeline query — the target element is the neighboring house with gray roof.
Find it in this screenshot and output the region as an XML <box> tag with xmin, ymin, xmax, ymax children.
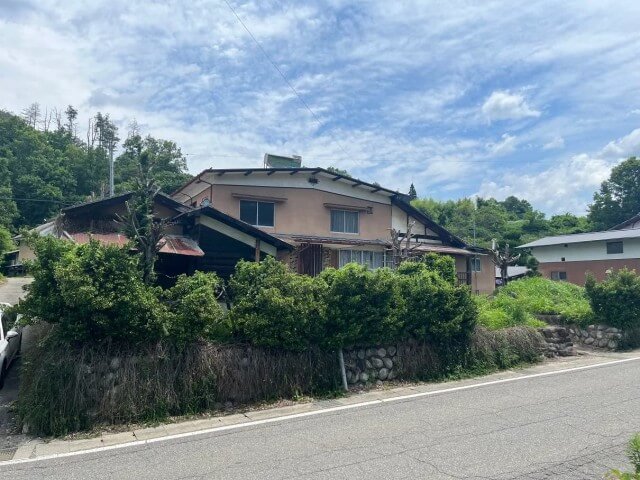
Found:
<box><xmin>518</xmin><ymin>213</ymin><xmax>640</xmax><ymax>285</ymax></box>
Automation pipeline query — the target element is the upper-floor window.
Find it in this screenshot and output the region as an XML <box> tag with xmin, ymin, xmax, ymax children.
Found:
<box><xmin>606</xmin><ymin>241</ymin><xmax>623</xmax><ymax>254</ymax></box>
<box><xmin>240</xmin><ymin>200</ymin><xmax>274</xmax><ymax>227</ymax></box>
<box><xmin>330</xmin><ymin>209</ymin><xmax>359</xmax><ymax>234</ymax></box>
<box><xmin>471</xmin><ymin>257</ymin><xmax>482</xmax><ymax>272</ymax></box>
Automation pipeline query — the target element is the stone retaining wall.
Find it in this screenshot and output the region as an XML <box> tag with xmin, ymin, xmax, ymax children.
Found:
<box><xmin>343</xmin><ymin>345</ymin><xmax>402</xmax><ymax>385</ymax></box>
<box><xmin>538</xmin><ymin>326</ymin><xmax>576</xmax><ymax>357</ymax></box>
<box><xmin>569</xmin><ymin>325</ymin><xmax>623</xmax><ymax>350</ymax></box>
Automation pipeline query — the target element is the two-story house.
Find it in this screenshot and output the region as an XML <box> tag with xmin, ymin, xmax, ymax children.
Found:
<box><xmin>172</xmin><ymin>166</ymin><xmax>495</xmax><ymax>293</ymax></box>
<box><xmin>518</xmin><ymin>211</ymin><xmax>640</xmax><ymax>285</ymax></box>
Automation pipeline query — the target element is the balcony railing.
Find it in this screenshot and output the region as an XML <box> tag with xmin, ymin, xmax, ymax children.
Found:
<box><xmin>456</xmin><ymin>271</ymin><xmax>470</xmax><ymax>286</ymax></box>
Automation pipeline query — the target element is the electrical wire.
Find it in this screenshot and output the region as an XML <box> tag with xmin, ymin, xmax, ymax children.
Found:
<box><xmin>221</xmin><ymin>0</ymin><xmax>356</xmax><ymax>164</ymax></box>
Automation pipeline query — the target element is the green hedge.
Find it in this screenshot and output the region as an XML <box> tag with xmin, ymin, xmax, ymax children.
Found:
<box><xmin>19</xmin><ymin>237</ymin><xmax>226</xmax><ymax>346</ymax></box>
<box><xmin>585</xmin><ymin>269</ymin><xmax>640</xmax><ymax>330</ymax></box>
<box><xmin>20</xmin><ymin>237</ymin><xmax>477</xmax><ymax>352</ymax></box>
<box><xmin>229</xmin><ymin>256</ymin><xmax>477</xmax><ymax>351</ymax></box>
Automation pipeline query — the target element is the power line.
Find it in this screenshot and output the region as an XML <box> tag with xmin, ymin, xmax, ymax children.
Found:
<box><xmin>0</xmin><ymin>196</ymin><xmax>76</xmax><ymax>205</ymax></box>
<box><xmin>221</xmin><ymin>0</ymin><xmax>356</xmax><ymax>164</ymax></box>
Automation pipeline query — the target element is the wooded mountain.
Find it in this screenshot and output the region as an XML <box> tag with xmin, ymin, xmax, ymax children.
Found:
<box><xmin>0</xmin><ymin>107</ymin><xmax>191</xmax><ymax>231</ymax></box>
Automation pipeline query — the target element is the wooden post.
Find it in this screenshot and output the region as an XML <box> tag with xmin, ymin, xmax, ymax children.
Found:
<box><xmin>255</xmin><ymin>239</ymin><xmax>261</xmax><ymax>262</ymax></box>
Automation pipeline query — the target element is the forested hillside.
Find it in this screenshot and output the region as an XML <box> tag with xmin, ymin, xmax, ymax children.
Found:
<box><xmin>0</xmin><ymin>106</ymin><xmax>191</xmax><ymax>232</ymax></box>
<box><xmin>411</xmin><ymin>196</ymin><xmax>591</xmax><ymax>250</ymax></box>
<box><xmin>410</xmin><ymin>155</ymin><xmax>640</xmax><ymax>255</ymax></box>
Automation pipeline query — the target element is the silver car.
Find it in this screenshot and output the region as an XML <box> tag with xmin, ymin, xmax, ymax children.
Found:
<box><xmin>0</xmin><ymin>302</ymin><xmax>22</xmax><ymax>390</ymax></box>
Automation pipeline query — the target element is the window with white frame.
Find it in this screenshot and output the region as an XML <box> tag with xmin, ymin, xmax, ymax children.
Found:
<box><xmin>551</xmin><ymin>271</ymin><xmax>567</xmax><ymax>281</ymax></box>
<box><xmin>330</xmin><ymin>209</ymin><xmax>359</xmax><ymax>234</ymax></box>
<box><xmin>471</xmin><ymin>257</ymin><xmax>482</xmax><ymax>272</ymax></box>
<box><xmin>239</xmin><ymin>200</ymin><xmax>275</xmax><ymax>227</ymax></box>
<box><xmin>339</xmin><ymin>250</ymin><xmax>386</xmax><ymax>269</ymax></box>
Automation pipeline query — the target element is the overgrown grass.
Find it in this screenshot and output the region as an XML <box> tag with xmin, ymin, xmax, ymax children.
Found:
<box><xmin>476</xmin><ymin>277</ymin><xmax>593</xmax><ymax>329</ymax></box>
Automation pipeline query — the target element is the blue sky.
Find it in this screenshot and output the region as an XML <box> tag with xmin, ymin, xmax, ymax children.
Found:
<box><xmin>1</xmin><ymin>1</ymin><xmax>640</xmax><ymax>214</ymax></box>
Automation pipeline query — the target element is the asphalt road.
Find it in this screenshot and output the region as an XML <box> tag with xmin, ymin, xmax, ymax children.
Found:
<box><xmin>2</xmin><ymin>358</ymin><xmax>639</xmax><ymax>479</ymax></box>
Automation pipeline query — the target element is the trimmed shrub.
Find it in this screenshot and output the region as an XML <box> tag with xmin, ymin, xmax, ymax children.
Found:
<box><xmin>19</xmin><ymin>237</ymin><xmax>166</xmax><ymax>344</ymax></box>
<box><xmin>229</xmin><ymin>257</ymin><xmax>327</xmax><ymax>351</ymax></box>
<box><xmin>398</xmin><ymin>265</ymin><xmax>476</xmax><ymax>342</ymax></box>
<box><xmin>320</xmin><ymin>264</ymin><xmax>405</xmax><ymax>348</ymax></box>
<box><xmin>585</xmin><ymin>269</ymin><xmax>640</xmax><ymax>330</ymax></box>
<box><xmin>164</xmin><ymin>271</ymin><xmax>230</xmax><ymax>346</ymax></box>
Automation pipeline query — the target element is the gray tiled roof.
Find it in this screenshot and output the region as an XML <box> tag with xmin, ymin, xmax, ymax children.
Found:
<box><xmin>518</xmin><ymin>228</ymin><xmax>640</xmax><ymax>248</ymax></box>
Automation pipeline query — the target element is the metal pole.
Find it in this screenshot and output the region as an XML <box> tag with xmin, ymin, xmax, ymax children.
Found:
<box><xmin>338</xmin><ymin>349</ymin><xmax>349</xmax><ymax>392</ymax></box>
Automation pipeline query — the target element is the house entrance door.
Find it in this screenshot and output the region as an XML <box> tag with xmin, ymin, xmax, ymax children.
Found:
<box><xmin>297</xmin><ymin>243</ymin><xmax>323</xmax><ymax>276</ymax></box>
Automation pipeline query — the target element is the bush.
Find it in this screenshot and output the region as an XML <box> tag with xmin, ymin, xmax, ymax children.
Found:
<box><xmin>585</xmin><ymin>269</ymin><xmax>640</xmax><ymax>330</ymax></box>
<box><xmin>320</xmin><ymin>264</ymin><xmax>404</xmax><ymax>348</ymax></box>
<box><xmin>477</xmin><ymin>277</ymin><xmax>592</xmax><ymax>329</ymax></box>
<box><xmin>19</xmin><ymin>237</ymin><xmax>166</xmax><ymax>344</ymax></box>
<box><xmin>229</xmin><ymin>257</ymin><xmax>327</xmax><ymax>351</ymax></box>
<box><xmin>164</xmin><ymin>271</ymin><xmax>230</xmax><ymax>346</ymax></box>
<box><xmin>398</xmin><ymin>264</ymin><xmax>476</xmax><ymax>343</ymax></box>
<box><xmin>606</xmin><ymin>433</ymin><xmax>640</xmax><ymax>479</ymax></box>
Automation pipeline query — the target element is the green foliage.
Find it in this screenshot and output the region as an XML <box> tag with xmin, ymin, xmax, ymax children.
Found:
<box><xmin>606</xmin><ymin>433</ymin><xmax>640</xmax><ymax>479</ymax></box>
<box><xmin>585</xmin><ymin>269</ymin><xmax>640</xmax><ymax>330</ymax></box>
<box><xmin>0</xmin><ymin>108</ymin><xmax>192</xmax><ymax>230</ymax></box>
<box><xmin>19</xmin><ymin>237</ymin><xmax>166</xmax><ymax>343</ymax></box>
<box><xmin>399</xmin><ymin>265</ymin><xmax>476</xmax><ymax>343</ymax></box>
<box><xmin>410</xmin><ymin>195</ymin><xmax>593</xmax><ymax>269</ymax></box>
<box><xmin>590</xmin><ymin>157</ymin><xmax>640</xmax><ymax>230</ymax></box>
<box><xmin>0</xmin><ymin>226</ymin><xmax>14</xmax><ymax>257</ymax></box>
<box><xmin>320</xmin><ymin>264</ymin><xmax>404</xmax><ymax>348</ymax></box>
<box><xmin>164</xmin><ymin>272</ymin><xmax>230</xmax><ymax>345</ymax></box>
<box><xmin>229</xmin><ymin>257</ymin><xmax>327</xmax><ymax>351</ymax></box>
<box><xmin>477</xmin><ymin>277</ymin><xmax>592</xmax><ymax>329</ymax></box>
<box><xmin>18</xmin><ymin>236</ymin><xmax>232</xmax><ymax>346</ymax></box>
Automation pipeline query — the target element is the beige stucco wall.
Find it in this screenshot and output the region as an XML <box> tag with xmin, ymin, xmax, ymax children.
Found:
<box><xmin>192</xmin><ymin>184</ymin><xmax>394</xmax><ymax>241</ymax></box>
<box><xmin>473</xmin><ymin>255</ymin><xmax>496</xmax><ymax>294</ymax></box>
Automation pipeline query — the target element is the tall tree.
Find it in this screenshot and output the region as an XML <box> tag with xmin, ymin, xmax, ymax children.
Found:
<box><xmin>589</xmin><ymin>157</ymin><xmax>640</xmax><ymax>230</ymax></box>
<box><xmin>118</xmin><ymin>147</ymin><xmax>167</xmax><ymax>285</ymax></box>
<box><xmin>408</xmin><ymin>183</ymin><xmax>417</xmax><ymax>200</ymax></box>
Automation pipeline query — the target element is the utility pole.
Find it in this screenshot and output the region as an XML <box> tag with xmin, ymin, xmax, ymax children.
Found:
<box><xmin>109</xmin><ymin>148</ymin><xmax>115</xmax><ymax>197</ymax></box>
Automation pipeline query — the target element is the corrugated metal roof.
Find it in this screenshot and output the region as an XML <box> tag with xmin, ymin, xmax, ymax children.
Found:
<box><xmin>518</xmin><ymin>228</ymin><xmax>640</xmax><ymax>248</ymax></box>
<box><xmin>69</xmin><ymin>232</ymin><xmax>204</xmax><ymax>257</ymax></box>
<box><xmin>495</xmin><ymin>266</ymin><xmax>529</xmax><ymax>278</ymax></box>
<box><xmin>412</xmin><ymin>244</ymin><xmax>479</xmax><ymax>256</ymax></box>
<box><xmin>159</xmin><ymin>235</ymin><xmax>204</xmax><ymax>257</ymax></box>
<box><xmin>273</xmin><ymin>234</ymin><xmax>389</xmax><ymax>247</ymax></box>
<box><xmin>70</xmin><ymin>232</ymin><xmax>130</xmax><ymax>246</ymax></box>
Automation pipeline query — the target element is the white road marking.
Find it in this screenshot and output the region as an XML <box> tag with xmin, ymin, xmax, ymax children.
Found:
<box><xmin>2</xmin><ymin>355</ymin><xmax>640</xmax><ymax>467</ymax></box>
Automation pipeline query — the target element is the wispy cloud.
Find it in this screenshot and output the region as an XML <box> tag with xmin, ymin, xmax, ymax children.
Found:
<box><xmin>1</xmin><ymin>1</ymin><xmax>640</xmax><ymax>214</ymax></box>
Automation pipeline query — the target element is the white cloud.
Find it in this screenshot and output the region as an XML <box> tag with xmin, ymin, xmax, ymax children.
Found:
<box><xmin>599</xmin><ymin>128</ymin><xmax>640</xmax><ymax>159</ymax></box>
<box><xmin>487</xmin><ymin>134</ymin><xmax>518</xmax><ymax>156</ymax></box>
<box><xmin>477</xmin><ymin>128</ymin><xmax>640</xmax><ymax>214</ymax></box>
<box><xmin>543</xmin><ymin>136</ymin><xmax>565</xmax><ymax>150</ymax></box>
<box><xmin>482</xmin><ymin>91</ymin><xmax>541</xmax><ymax>122</ymax></box>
